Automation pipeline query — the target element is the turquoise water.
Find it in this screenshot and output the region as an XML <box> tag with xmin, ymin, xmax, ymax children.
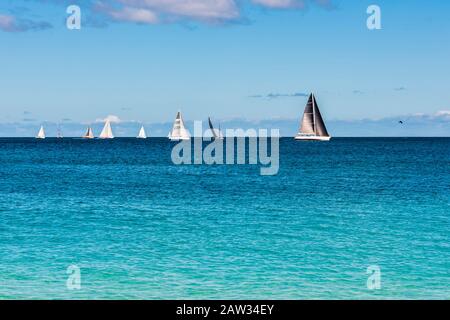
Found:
<box><xmin>0</xmin><ymin>138</ymin><xmax>448</xmax><ymax>299</ymax></box>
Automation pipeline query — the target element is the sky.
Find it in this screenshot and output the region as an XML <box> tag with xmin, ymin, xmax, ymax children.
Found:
<box><xmin>0</xmin><ymin>0</ymin><xmax>449</xmax><ymax>136</ymax></box>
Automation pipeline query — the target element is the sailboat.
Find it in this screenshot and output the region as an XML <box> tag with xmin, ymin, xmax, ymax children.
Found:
<box><xmin>82</xmin><ymin>126</ymin><xmax>95</xmax><ymax>139</ymax></box>
<box><xmin>295</xmin><ymin>93</ymin><xmax>331</xmax><ymax>141</ymax></box>
<box><xmin>168</xmin><ymin>111</ymin><xmax>190</xmax><ymax>141</ymax></box>
<box><xmin>56</xmin><ymin>125</ymin><xmax>63</xmax><ymax>139</ymax></box>
<box><xmin>36</xmin><ymin>126</ymin><xmax>46</xmax><ymax>139</ymax></box>
<box><xmin>137</xmin><ymin>126</ymin><xmax>147</xmax><ymax>139</ymax></box>
<box><xmin>208</xmin><ymin>117</ymin><xmax>224</xmax><ymax>140</ymax></box>
<box><xmin>99</xmin><ymin>120</ymin><xmax>114</xmax><ymax>139</ymax></box>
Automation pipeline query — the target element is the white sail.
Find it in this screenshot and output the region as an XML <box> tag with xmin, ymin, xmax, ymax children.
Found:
<box><xmin>83</xmin><ymin>126</ymin><xmax>94</xmax><ymax>139</ymax></box>
<box><xmin>137</xmin><ymin>126</ymin><xmax>147</xmax><ymax>139</ymax></box>
<box><xmin>168</xmin><ymin>112</ymin><xmax>190</xmax><ymax>141</ymax></box>
<box><xmin>36</xmin><ymin>126</ymin><xmax>46</xmax><ymax>139</ymax></box>
<box><xmin>99</xmin><ymin>120</ymin><xmax>114</xmax><ymax>139</ymax></box>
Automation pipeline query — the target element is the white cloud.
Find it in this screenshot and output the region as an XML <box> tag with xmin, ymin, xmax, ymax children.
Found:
<box><xmin>97</xmin><ymin>0</ymin><xmax>240</xmax><ymax>24</ymax></box>
<box><xmin>96</xmin><ymin>115</ymin><xmax>122</xmax><ymax>123</ymax></box>
<box><xmin>0</xmin><ymin>13</ymin><xmax>52</xmax><ymax>32</ymax></box>
<box><xmin>0</xmin><ymin>14</ymin><xmax>15</xmax><ymax>32</ymax></box>
<box><xmin>251</xmin><ymin>0</ymin><xmax>334</xmax><ymax>9</ymax></box>
<box><xmin>435</xmin><ymin>110</ymin><xmax>450</xmax><ymax>118</ymax></box>
<box><xmin>105</xmin><ymin>6</ymin><xmax>159</xmax><ymax>24</ymax></box>
<box><xmin>252</xmin><ymin>0</ymin><xmax>306</xmax><ymax>9</ymax></box>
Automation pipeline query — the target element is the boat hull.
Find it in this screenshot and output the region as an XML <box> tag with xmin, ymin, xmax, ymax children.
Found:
<box><xmin>295</xmin><ymin>135</ymin><xmax>331</xmax><ymax>141</ymax></box>
<box><xmin>169</xmin><ymin>137</ymin><xmax>190</xmax><ymax>141</ymax></box>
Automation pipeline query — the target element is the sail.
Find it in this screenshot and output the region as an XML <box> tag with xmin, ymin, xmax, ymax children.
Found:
<box><xmin>169</xmin><ymin>112</ymin><xmax>190</xmax><ymax>140</ymax></box>
<box><xmin>299</xmin><ymin>94</ymin><xmax>315</xmax><ymax>134</ymax></box>
<box><xmin>83</xmin><ymin>127</ymin><xmax>94</xmax><ymax>139</ymax></box>
<box><xmin>137</xmin><ymin>126</ymin><xmax>147</xmax><ymax>139</ymax></box>
<box><xmin>36</xmin><ymin>126</ymin><xmax>45</xmax><ymax>139</ymax></box>
<box><xmin>208</xmin><ymin>117</ymin><xmax>218</xmax><ymax>139</ymax></box>
<box><xmin>99</xmin><ymin>121</ymin><xmax>114</xmax><ymax>139</ymax></box>
<box><xmin>312</xmin><ymin>95</ymin><xmax>330</xmax><ymax>137</ymax></box>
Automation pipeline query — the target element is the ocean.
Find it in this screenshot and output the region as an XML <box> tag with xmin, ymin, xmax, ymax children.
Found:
<box><xmin>0</xmin><ymin>138</ymin><xmax>448</xmax><ymax>299</ymax></box>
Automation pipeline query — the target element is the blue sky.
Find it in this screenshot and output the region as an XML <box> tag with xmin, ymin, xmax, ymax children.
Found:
<box><xmin>0</xmin><ymin>0</ymin><xmax>449</xmax><ymax>136</ymax></box>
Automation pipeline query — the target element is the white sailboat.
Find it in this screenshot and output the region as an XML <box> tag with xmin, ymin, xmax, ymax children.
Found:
<box><xmin>137</xmin><ymin>126</ymin><xmax>147</xmax><ymax>139</ymax></box>
<box><xmin>208</xmin><ymin>117</ymin><xmax>224</xmax><ymax>140</ymax></box>
<box><xmin>99</xmin><ymin>120</ymin><xmax>114</xmax><ymax>139</ymax></box>
<box><xmin>168</xmin><ymin>111</ymin><xmax>190</xmax><ymax>141</ymax></box>
<box><xmin>295</xmin><ymin>93</ymin><xmax>331</xmax><ymax>141</ymax></box>
<box><xmin>82</xmin><ymin>126</ymin><xmax>95</xmax><ymax>139</ymax></box>
<box><xmin>36</xmin><ymin>126</ymin><xmax>46</xmax><ymax>139</ymax></box>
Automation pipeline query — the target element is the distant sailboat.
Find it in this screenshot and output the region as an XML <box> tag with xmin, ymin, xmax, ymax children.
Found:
<box><xmin>56</xmin><ymin>125</ymin><xmax>63</xmax><ymax>139</ymax></box>
<box><xmin>82</xmin><ymin>126</ymin><xmax>95</xmax><ymax>139</ymax></box>
<box><xmin>36</xmin><ymin>126</ymin><xmax>46</xmax><ymax>139</ymax></box>
<box><xmin>208</xmin><ymin>117</ymin><xmax>224</xmax><ymax>140</ymax></box>
<box><xmin>295</xmin><ymin>93</ymin><xmax>331</xmax><ymax>141</ymax></box>
<box><xmin>168</xmin><ymin>111</ymin><xmax>190</xmax><ymax>141</ymax></box>
<box><xmin>99</xmin><ymin>120</ymin><xmax>114</xmax><ymax>139</ymax></box>
<box><xmin>137</xmin><ymin>126</ymin><xmax>147</xmax><ymax>139</ymax></box>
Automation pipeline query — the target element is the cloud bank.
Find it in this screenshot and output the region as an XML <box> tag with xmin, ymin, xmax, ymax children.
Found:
<box><xmin>1</xmin><ymin>0</ymin><xmax>337</xmax><ymax>32</ymax></box>
<box><xmin>250</xmin><ymin>92</ymin><xmax>309</xmax><ymax>99</ymax></box>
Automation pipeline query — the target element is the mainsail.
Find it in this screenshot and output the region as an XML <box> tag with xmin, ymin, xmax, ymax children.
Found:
<box><xmin>297</xmin><ymin>93</ymin><xmax>330</xmax><ymax>139</ymax></box>
<box><xmin>83</xmin><ymin>126</ymin><xmax>94</xmax><ymax>139</ymax></box>
<box><xmin>99</xmin><ymin>120</ymin><xmax>114</xmax><ymax>139</ymax></box>
<box><xmin>36</xmin><ymin>126</ymin><xmax>46</xmax><ymax>139</ymax></box>
<box><xmin>168</xmin><ymin>112</ymin><xmax>190</xmax><ymax>141</ymax></box>
<box><xmin>137</xmin><ymin>126</ymin><xmax>147</xmax><ymax>139</ymax></box>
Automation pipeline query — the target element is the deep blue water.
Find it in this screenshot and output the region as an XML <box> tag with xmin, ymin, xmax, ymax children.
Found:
<box><xmin>0</xmin><ymin>138</ymin><xmax>449</xmax><ymax>299</ymax></box>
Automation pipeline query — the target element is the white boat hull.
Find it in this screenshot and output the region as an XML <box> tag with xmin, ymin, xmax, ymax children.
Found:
<box><xmin>295</xmin><ymin>135</ymin><xmax>331</xmax><ymax>141</ymax></box>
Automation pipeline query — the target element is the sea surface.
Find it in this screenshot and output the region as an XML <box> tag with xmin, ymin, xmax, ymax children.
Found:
<box><xmin>0</xmin><ymin>138</ymin><xmax>449</xmax><ymax>300</ymax></box>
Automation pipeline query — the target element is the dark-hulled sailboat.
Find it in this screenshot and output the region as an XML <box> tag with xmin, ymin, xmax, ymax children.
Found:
<box><xmin>295</xmin><ymin>93</ymin><xmax>331</xmax><ymax>141</ymax></box>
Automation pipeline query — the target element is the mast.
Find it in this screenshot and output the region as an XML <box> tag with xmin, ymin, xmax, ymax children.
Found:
<box><xmin>312</xmin><ymin>93</ymin><xmax>317</xmax><ymax>135</ymax></box>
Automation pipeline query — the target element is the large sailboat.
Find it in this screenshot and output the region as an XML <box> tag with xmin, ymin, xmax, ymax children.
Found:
<box><xmin>82</xmin><ymin>126</ymin><xmax>95</xmax><ymax>139</ymax></box>
<box><xmin>36</xmin><ymin>126</ymin><xmax>46</xmax><ymax>139</ymax></box>
<box><xmin>208</xmin><ymin>117</ymin><xmax>224</xmax><ymax>140</ymax></box>
<box><xmin>137</xmin><ymin>126</ymin><xmax>147</xmax><ymax>139</ymax></box>
<box><xmin>295</xmin><ymin>93</ymin><xmax>331</xmax><ymax>141</ymax></box>
<box><xmin>99</xmin><ymin>120</ymin><xmax>114</xmax><ymax>139</ymax></box>
<box><xmin>168</xmin><ymin>111</ymin><xmax>190</xmax><ymax>141</ymax></box>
